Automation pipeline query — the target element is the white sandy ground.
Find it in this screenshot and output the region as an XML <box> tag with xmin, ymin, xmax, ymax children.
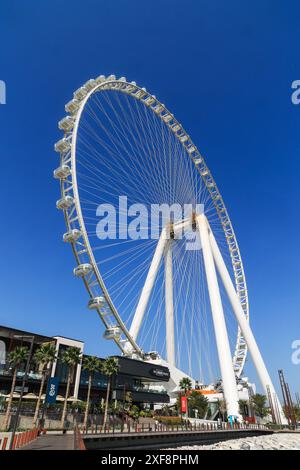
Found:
<box><xmin>167</xmin><ymin>433</ymin><xmax>300</xmax><ymax>450</ymax></box>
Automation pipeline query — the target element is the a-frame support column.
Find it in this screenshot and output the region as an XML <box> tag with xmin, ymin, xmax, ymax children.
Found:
<box><xmin>207</xmin><ymin>222</ymin><xmax>287</xmax><ymax>424</ymax></box>
<box><xmin>165</xmin><ymin>240</ymin><xmax>175</xmax><ymax>367</ymax></box>
<box><xmin>129</xmin><ymin>227</ymin><xmax>168</xmax><ymax>341</ymax></box>
<box><xmin>197</xmin><ymin>214</ymin><xmax>240</xmax><ymax>420</ymax></box>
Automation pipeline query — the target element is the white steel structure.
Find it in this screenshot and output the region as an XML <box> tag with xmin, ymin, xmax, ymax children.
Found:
<box><xmin>54</xmin><ymin>74</ymin><xmax>285</xmax><ymax>422</ymax></box>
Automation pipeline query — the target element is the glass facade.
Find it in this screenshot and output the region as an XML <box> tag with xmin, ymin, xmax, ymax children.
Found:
<box><xmin>0</xmin><ymin>325</ymin><xmax>170</xmax><ymax>405</ymax></box>
<box><xmin>79</xmin><ymin>368</ymin><xmax>108</xmax><ymax>389</ymax></box>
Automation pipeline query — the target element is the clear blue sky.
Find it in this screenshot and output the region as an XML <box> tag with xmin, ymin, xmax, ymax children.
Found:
<box><xmin>0</xmin><ymin>0</ymin><xmax>299</xmax><ymax>396</ymax></box>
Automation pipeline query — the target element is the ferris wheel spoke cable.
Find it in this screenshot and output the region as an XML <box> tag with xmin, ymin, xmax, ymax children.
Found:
<box><xmin>90</xmin><ymin>94</ymin><xmax>170</xmax><ymax>202</ymax></box>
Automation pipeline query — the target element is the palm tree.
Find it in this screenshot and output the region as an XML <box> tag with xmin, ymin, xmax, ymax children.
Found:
<box><xmin>188</xmin><ymin>391</ymin><xmax>208</xmax><ymax>418</ymax></box>
<box><xmin>60</xmin><ymin>347</ymin><xmax>82</xmax><ymax>428</ymax></box>
<box><xmin>239</xmin><ymin>399</ymin><xmax>249</xmax><ymax>418</ymax></box>
<box><xmin>124</xmin><ymin>391</ymin><xmax>132</xmax><ymax>412</ymax></box>
<box><xmin>218</xmin><ymin>399</ymin><xmax>227</xmax><ymax>422</ymax></box>
<box><xmin>3</xmin><ymin>346</ymin><xmax>29</xmax><ymax>431</ymax></box>
<box><xmin>32</xmin><ymin>342</ymin><xmax>57</xmax><ymax>425</ymax></box>
<box><xmin>293</xmin><ymin>405</ymin><xmax>300</xmax><ymax>423</ymax></box>
<box><xmin>179</xmin><ymin>377</ymin><xmax>192</xmax><ymax>418</ymax></box>
<box><xmin>179</xmin><ymin>377</ymin><xmax>192</xmax><ymax>395</ymax></box>
<box><xmin>101</xmin><ymin>357</ymin><xmax>119</xmax><ymax>427</ymax></box>
<box><xmin>82</xmin><ymin>356</ymin><xmax>101</xmax><ymax>429</ymax></box>
<box><xmin>250</xmin><ymin>393</ymin><xmax>268</xmax><ymax>419</ymax></box>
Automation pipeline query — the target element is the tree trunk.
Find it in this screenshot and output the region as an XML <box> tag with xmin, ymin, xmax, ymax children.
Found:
<box><xmin>33</xmin><ymin>371</ymin><xmax>46</xmax><ymax>426</ymax></box>
<box><xmin>61</xmin><ymin>370</ymin><xmax>71</xmax><ymax>428</ymax></box>
<box><xmin>83</xmin><ymin>374</ymin><xmax>92</xmax><ymax>430</ymax></box>
<box><xmin>3</xmin><ymin>369</ymin><xmax>17</xmax><ymax>431</ymax></box>
<box><xmin>103</xmin><ymin>376</ymin><xmax>111</xmax><ymax>427</ymax></box>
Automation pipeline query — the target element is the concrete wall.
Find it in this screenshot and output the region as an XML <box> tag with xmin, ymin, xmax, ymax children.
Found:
<box><xmin>0</xmin><ymin>412</ymin><xmax>75</xmax><ymax>431</ymax></box>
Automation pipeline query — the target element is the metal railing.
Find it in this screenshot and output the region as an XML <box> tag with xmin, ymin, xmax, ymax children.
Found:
<box><xmin>79</xmin><ymin>420</ymin><xmax>269</xmax><ymax>435</ymax></box>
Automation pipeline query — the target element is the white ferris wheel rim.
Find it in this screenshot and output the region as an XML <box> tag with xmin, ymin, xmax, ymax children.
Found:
<box><xmin>56</xmin><ymin>75</ymin><xmax>249</xmax><ymax>378</ymax></box>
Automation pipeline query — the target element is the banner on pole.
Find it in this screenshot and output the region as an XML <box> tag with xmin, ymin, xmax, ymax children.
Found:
<box><xmin>181</xmin><ymin>396</ymin><xmax>187</xmax><ymax>413</ymax></box>
<box><xmin>46</xmin><ymin>377</ymin><xmax>59</xmax><ymax>404</ymax></box>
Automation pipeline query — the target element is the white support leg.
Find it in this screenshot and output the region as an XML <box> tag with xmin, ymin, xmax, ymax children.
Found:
<box><xmin>197</xmin><ymin>214</ymin><xmax>240</xmax><ymax>419</ymax></box>
<box><xmin>165</xmin><ymin>240</ymin><xmax>175</xmax><ymax>367</ymax></box>
<box><xmin>129</xmin><ymin>227</ymin><xmax>168</xmax><ymax>341</ymax></box>
<box><xmin>207</xmin><ymin>223</ymin><xmax>287</xmax><ymax>424</ymax></box>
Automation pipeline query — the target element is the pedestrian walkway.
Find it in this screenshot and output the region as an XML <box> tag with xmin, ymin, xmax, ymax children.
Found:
<box><xmin>21</xmin><ymin>434</ymin><xmax>74</xmax><ymax>450</ymax></box>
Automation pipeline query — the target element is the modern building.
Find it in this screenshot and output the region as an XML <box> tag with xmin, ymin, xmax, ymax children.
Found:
<box><xmin>0</xmin><ymin>325</ymin><xmax>170</xmax><ymax>407</ymax></box>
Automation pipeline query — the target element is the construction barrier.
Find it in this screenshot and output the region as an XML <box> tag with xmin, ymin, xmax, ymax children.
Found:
<box><xmin>0</xmin><ymin>428</ymin><xmax>39</xmax><ymax>450</ymax></box>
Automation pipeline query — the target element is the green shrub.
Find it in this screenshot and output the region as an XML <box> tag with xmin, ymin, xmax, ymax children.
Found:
<box><xmin>156</xmin><ymin>416</ymin><xmax>182</xmax><ymax>426</ymax></box>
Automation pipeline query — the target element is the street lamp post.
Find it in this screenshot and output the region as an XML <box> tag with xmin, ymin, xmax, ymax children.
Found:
<box><xmin>9</xmin><ymin>335</ymin><xmax>35</xmax><ymax>449</ymax></box>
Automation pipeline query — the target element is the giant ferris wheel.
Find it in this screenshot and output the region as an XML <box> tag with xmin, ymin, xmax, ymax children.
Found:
<box><xmin>54</xmin><ymin>74</ymin><xmax>285</xmax><ymax>421</ymax></box>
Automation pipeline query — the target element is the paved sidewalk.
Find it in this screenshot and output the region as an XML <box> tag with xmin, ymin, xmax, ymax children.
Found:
<box><xmin>21</xmin><ymin>434</ymin><xmax>74</xmax><ymax>450</ymax></box>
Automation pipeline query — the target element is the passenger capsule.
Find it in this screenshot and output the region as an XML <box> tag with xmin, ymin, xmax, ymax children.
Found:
<box><xmin>73</xmin><ymin>263</ymin><xmax>92</xmax><ymax>277</ymax></box>
<box><xmin>88</xmin><ymin>296</ymin><xmax>105</xmax><ymax>309</ymax></box>
<box><xmin>56</xmin><ymin>196</ymin><xmax>74</xmax><ymax>210</ymax></box>
<box><xmin>58</xmin><ymin>116</ymin><xmax>74</xmax><ymax>132</ymax></box>
<box><xmin>74</xmin><ymin>86</ymin><xmax>87</xmax><ymax>101</ymax></box>
<box><xmin>95</xmin><ymin>75</ymin><xmax>106</xmax><ymax>84</ymax></box>
<box><xmin>54</xmin><ymin>138</ymin><xmax>71</xmax><ymax>154</ymax></box>
<box><xmin>53</xmin><ymin>165</ymin><xmax>71</xmax><ymax>179</ymax></box>
<box><xmin>103</xmin><ymin>327</ymin><xmax>121</xmax><ymax>340</ymax></box>
<box><xmin>84</xmin><ymin>79</ymin><xmax>96</xmax><ymax>91</ymax></box>
<box><xmin>65</xmin><ymin>99</ymin><xmax>80</xmax><ymax>114</ymax></box>
<box><xmin>63</xmin><ymin>229</ymin><xmax>82</xmax><ymax>243</ymax></box>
